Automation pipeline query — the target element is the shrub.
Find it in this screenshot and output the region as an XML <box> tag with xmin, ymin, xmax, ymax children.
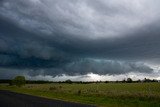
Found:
<box><xmin>77</xmin><ymin>90</ymin><xmax>81</xmax><ymax>95</ymax></box>
<box><xmin>59</xmin><ymin>86</ymin><xmax>62</xmax><ymax>89</ymax></box>
<box><xmin>12</xmin><ymin>76</ymin><xmax>26</xmax><ymax>87</ymax></box>
<box><xmin>49</xmin><ymin>86</ymin><xmax>57</xmax><ymax>90</ymax></box>
<box><xmin>9</xmin><ymin>81</ymin><xmax>13</xmax><ymax>86</ymax></box>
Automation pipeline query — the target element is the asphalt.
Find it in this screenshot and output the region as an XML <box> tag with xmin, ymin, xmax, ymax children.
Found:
<box><xmin>0</xmin><ymin>90</ymin><xmax>96</xmax><ymax>107</ymax></box>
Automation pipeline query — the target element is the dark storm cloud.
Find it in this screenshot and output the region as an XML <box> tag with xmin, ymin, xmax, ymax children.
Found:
<box><xmin>0</xmin><ymin>0</ymin><xmax>159</xmax><ymax>78</ymax></box>
<box><xmin>62</xmin><ymin>59</ymin><xmax>153</xmax><ymax>75</ymax></box>
<box><xmin>0</xmin><ymin>59</ymin><xmax>153</xmax><ymax>79</ymax></box>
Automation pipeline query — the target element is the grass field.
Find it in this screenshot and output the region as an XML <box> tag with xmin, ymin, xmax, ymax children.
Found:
<box><xmin>0</xmin><ymin>83</ymin><xmax>160</xmax><ymax>107</ymax></box>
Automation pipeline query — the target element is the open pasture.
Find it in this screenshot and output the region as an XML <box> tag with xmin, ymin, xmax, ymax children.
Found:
<box><xmin>0</xmin><ymin>83</ymin><xmax>160</xmax><ymax>107</ymax></box>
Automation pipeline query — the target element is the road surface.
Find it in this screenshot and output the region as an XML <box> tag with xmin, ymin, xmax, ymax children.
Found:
<box><xmin>0</xmin><ymin>90</ymin><xmax>96</xmax><ymax>107</ymax></box>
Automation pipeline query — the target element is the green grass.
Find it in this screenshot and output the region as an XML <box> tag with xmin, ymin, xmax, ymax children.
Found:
<box><xmin>0</xmin><ymin>83</ymin><xmax>160</xmax><ymax>107</ymax></box>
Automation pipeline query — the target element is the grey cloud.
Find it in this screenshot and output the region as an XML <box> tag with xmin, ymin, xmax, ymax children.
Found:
<box><xmin>62</xmin><ymin>59</ymin><xmax>153</xmax><ymax>75</ymax></box>
<box><xmin>22</xmin><ymin>59</ymin><xmax>153</xmax><ymax>76</ymax></box>
<box><xmin>1</xmin><ymin>0</ymin><xmax>160</xmax><ymax>39</ymax></box>
<box><xmin>0</xmin><ymin>59</ymin><xmax>153</xmax><ymax>79</ymax></box>
<box><xmin>0</xmin><ymin>0</ymin><xmax>160</xmax><ymax>79</ymax></box>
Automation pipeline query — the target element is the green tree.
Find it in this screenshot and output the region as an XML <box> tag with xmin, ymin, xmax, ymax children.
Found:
<box><xmin>65</xmin><ymin>79</ymin><xmax>72</xmax><ymax>84</ymax></box>
<box><xmin>13</xmin><ymin>76</ymin><xmax>26</xmax><ymax>87</ymax></box>
<box><xmin>127</xmin><ymin>78</ymin><xmax>132</xmax><ymax>83</ymax></box>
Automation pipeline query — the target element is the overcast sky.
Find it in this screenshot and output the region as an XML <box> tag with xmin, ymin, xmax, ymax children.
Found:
<box><xmin>0</xmin><ymin>0</ymin><xmax>160</xmax><ymax>81</ymax></box>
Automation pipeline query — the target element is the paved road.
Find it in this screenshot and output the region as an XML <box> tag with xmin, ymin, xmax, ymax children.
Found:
<box><xmin>0</xmin><ymin>90</ymin><xmax>96</xmax><ymax>107</ymax></box>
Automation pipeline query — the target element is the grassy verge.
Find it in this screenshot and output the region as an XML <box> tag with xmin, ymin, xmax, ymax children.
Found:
<box><xmin>0</xmin><ymin>83</ymin><xmax>160</xmax><ymax>107</ymax></box>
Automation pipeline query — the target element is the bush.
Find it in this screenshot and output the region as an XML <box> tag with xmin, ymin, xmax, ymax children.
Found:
<box><xmin>12</xmin><ymin>76</ymin><xmax>26</xmax><ymax>87</ymax></box>
<box><xmin>49</xmin><ymin>86</ymin><xmax>57</xmax><ymax>90</ymax></box>
<box><xmin>77</xmin><ymin>90</ymin><xmax>81</xmax><ymax>95</ymax></box>
<box><xmin>59</xmin><ymin>86</ymin><xmax>62</xmax><ymax>89</ymax></box>
<box><xmin>9</xmin><ymin>81</ymin><xmax>13</xmax><ymax>86</ymax></box>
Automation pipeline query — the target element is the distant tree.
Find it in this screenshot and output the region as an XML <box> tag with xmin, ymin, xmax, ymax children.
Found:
<box><xmin>122</xmin><ymin>79</ymin><xmax>126</xmax><ymax>83</ymax></box>
<box><xmin>152</xmin><ymin>79</ymin><xmax>158</xmax><ymax>82</ymax></box>
<box><xmin>65</xmin><ymin>79</ymin><xmax>72</xmax><ymax>84</ymax></box>
<box><xmin>137</xmin><ymin>79</ymin><xmax>141</xmax><ymax>83</ymax></box>
<box><xmin>143</xmin><ymin>78</ymin><xmax>151</xmax><ymax>82</ymax></box>
<box><xmin>105</xmin><ymin>81</ymin><xmax>109</xmax><ymax>83</ymax></box>
<box><xmin>12</xmin><ymin>76</ymin><xmax>26</xmax><ymax>87</ymax></box>
<box><xmin>9</xmin><ymin>81</ymin><xmax>13</xmax><ymax>86</ymax></box>
<box><xmin>127</xmin><ymin>78</ymin><xmax>132</xmax><ymax>83</ymax></box>
<box><xmin>115</xmin><ymin>80</ymin><xmax>119</xmax><ymax>83</ymax></box>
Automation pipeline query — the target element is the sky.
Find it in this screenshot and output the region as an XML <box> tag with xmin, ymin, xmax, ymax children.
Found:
<box><xmin>0</xmin><ymin>0</ymin><xmax>160</xmax><ymax>81</ymax></box>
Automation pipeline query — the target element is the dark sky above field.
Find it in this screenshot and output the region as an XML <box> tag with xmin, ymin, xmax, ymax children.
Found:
<box><xmin>0</xmin><ymin>0</ymin><xmax>160</xmax><ymax>81</ymax></box>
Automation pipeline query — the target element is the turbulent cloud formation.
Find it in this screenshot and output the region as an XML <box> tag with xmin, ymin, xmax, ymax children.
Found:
<box><xmin>0</xmin><ymin>0</ymin><xmax>160</xmax><ymax>80</ymax></box>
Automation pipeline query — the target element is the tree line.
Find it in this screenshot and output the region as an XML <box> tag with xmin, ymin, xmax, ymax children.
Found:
<box><xmin>0</xmin><ymin>77</ymin><xmax>159</xmax><ymax>87</ymax></box>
